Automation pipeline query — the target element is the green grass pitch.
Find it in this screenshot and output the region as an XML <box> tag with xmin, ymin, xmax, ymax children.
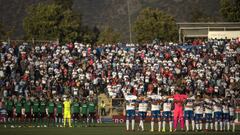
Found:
<box><xmin>0</xmin><ymin>123</ymin><xmax>239</xmax><ymax>135</ymax></box>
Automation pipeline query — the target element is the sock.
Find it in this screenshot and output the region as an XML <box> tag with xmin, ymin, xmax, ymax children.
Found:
<box><xmin>192</xmin><ymin>120</ymin><xmax>195</xmax><ymax>131</ymax></box>
<box><xmin>180</xmin><ymin>117</ymin><xmax>184</xmax><ymax>129</ymax></box>
<box><xmin>58</xmin><ymin>118</ymin><xmax>62</xmax><ymax>126</ymax></box>
<box><xmin>24</xmin><ymin>118</ymin><xmax>27</xmax><ymax>126</ymax></box>
<box><xmin>200</xmin><ymin>123</ymin><xmax>202</xmax><ymax>130</ymax></box>
<box><xmin>52</xmin><ymin>118</ymin><xmax>55</xmax><ymax>127</ymax></box>
<box><xmin>126</xmin><ymin>119</ymin><xmax>129</xmax><ymax>130</ymax></box>
<box><xmin>169</xmin><ymin>121</ymin><xmax>173</xmax><ymax>131</ymax></box>
<box><xmin>162</xmin><ymin>121</ymin><xmax>166</xmax><ymax>131</ymax></box>
<box><xmin>210</xmin><ymin>123</ymin><xmax>213</xmax><ymax>130</ymax></box>
<box><xmin>232</xmin><ymin>122</ymin><xmax>235</xmax><ymax>132</ymax></box>
<box><xmin>220</xmin><ymin>121</ymin><xmax>223</xmax><ymax>131</ymax></box>
<box><xmin>15</xmin><ymin>118</ymin><xmax>17</xmax><ymax>126</ymax></box>
<box><xmin>87</xmin><ymin>118</ymin><xmax>89</xmax><ymax>125</ymax></box>
<box><xmin>215</xmin><ymin>122</ymin><xmax>218</xmax><ymax>131</ymax></box>
<box><xmin>29</xmin><ymin>118</ymin><xmax>32</xmax><ymax>126</ymax></box>
<box><xmin>131</xmin><ymin>119</ymin><xmax>135</xmax><ymax>130</ymax></box>
<box><xmin>227</xmin><ymin>122</ymin><xmax>230</xmax><ymax>131</ymax></box>
<box><xmin>142</xmin><ymin>120</ymin><xmax>144</xmax><ymax>131</ymax></box>
<box><xmin>223</xmin><ymin>121</ymin><xmax>226</xmax><ymax>130</ymax></box>
<box><xmin>151</xmin><ymin>121</ymin><xmax>154</xmax><ymax>131</ymax></box>
<box><xmin>42</xmin><ymin>118</ymin><xmax>46</xmax><ymax>126</ymax></box>
<box><xmin>196</xmin><ymin>123</ymin><xmax>199</xmax><ymax>130</ymax></box>
<box><xmin>36</xmin><ymin>118</ymin><xmax>39</xmax><ymax>127</ymax></box>
<box><xmin>185</xmin><ymin>120</ymin><xmax>189</xmax><ymax>131</ymax></box>
<box><xmin>158</xmin><ymin>122</ymin><xmax>161</xmax><ymax>132</ymax></box>
<box><xmin>139</xmin><ymin>120</ymin><xmax>142</xmax><ymax>129</ymax></box>
<box><xmin>206</xmin><ymin>123</ymin><xmax>209</xmax><ymax>130</ymax></box>
<box><xmin>57</xmin><ymin>118</ymin><xmax>59</xmax><ymax>126</ymax></box>
<box><xmin>7</xmin><ymin>118</ymin><xmax>9</xmax><ymax>125</ymax></box>
<box><xmin>139</xmin><ymin>120</ymin><xmax>142</xmax><ymax>130</ymax></box>
<box><xmin>13</xmin><ymin>118</ymin><xmax>15</xmax><ymax>126</ymax></box>
<box><xmin>18</xmin><ymin>118</ymin><xmax>20</xmax><ymax>126</ymax></box>
<box><xmin>42</xmin><ymin>118</ymin><xmax>45</xmax><ymax>126</ymax></box>
<box><xmin>64</xmin><ymin>118</ymin><xmax>66</xmax><ymax>127</ymax></box>
<box><xmin>73</xmin><ymin>119</ymin><xmax>76</xmax><ymax>127</ymax></box>
<box><xmin>40</xmin><ymin>119</ymin><xmax>42</xmax><ymax>126</ymax></box>
<box><xmin>69</xmin><ymin>118</ymin><xmax>71</xmax><ymax>127</ymax></box>
<box><xmin>48</xmin><ymin>119</ymin><xmax>50</xmax><ymax>127</ymax></box>
<box><xmin>173</xmin><ymin>118</ymin><xmax>177</xmax><ymax>130</ymax></box>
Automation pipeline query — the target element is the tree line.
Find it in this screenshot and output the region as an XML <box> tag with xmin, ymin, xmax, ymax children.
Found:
<box><xmin>0</xmin><ymin>0</ymin><xmax>239</xmax><ymax>44</ymax></box>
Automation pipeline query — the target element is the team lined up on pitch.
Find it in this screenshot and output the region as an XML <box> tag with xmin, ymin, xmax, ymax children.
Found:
<box><xmin>124</xmin><ymin>91</ymin><xmax>236</xmax><ymax>132</ymax></box>
<box><xmin>2</xmin><ymin>96</ymin><xmax>97</xmax><ymax>128</ymax></box>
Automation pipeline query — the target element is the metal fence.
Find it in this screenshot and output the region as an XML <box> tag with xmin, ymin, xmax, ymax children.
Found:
<box><xmin>0</xmin><ymin>39</ymin><xmax>58</xmax><ymax>46</ymax></box>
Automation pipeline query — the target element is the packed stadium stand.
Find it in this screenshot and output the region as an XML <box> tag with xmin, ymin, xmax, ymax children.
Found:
<box><xmin>0</xmin><ymin>39</ymin><xmax>239</xmax><ymax>132</ymax></box>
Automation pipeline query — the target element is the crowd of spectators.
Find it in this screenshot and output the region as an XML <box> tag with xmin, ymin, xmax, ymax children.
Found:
<box><xmin>0</xmin><ymin>38</ymin><xmax>239</xmax><ymax>102</ymax></box>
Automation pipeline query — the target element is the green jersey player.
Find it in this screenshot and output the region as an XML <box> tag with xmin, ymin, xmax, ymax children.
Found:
<box><xmin>47</xmin><ymin>99</ymin><xmax>55</xmax><ymax>127</ymax></box>
<box><xmin>56</xmin><ymin>99</ymin><xmax>63</xmax><ymax>127</ymax></box>
<box><xmin>5</xmin><ymin>97</ymin><xmax>14</xmax><ymax>127</ymax></box>
<box><xmin>39</xmin><ymin>98</ymin><xmax>47</xmax><ymax>127</ymax></box>
<box><xmin>72</xmin><ymin>98</ymin><xmax>80</xmax><ymax>127</ymax></box>
<box><xmin>88</xmin><ymin>98</ymin><xmax>96</xmax><ymax>126</ymax></box>
<box><xmin>23</xmin><ymin>97</ymin><xmax>32</xmax><ymax>126</ymax></box>
<box><xmin>32</xmin><ymin>98</ymin><xmax>40</xmax><ymax>127</ymax></box>
<box><xmin>15</xmin><ymin>98</ymin><xmax>23</xmax><ymax>127</ymax></box>
<box><xmin>81</xmin><ymin>99</ymin><xmax>88</xmax><ymax>126</ymax></box>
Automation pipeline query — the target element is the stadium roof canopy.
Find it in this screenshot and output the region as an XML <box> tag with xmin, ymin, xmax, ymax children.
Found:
<box><xmin>177</xmin><ymin>22</ymin><xmax>240</xmax><ymax>42</ymax></box>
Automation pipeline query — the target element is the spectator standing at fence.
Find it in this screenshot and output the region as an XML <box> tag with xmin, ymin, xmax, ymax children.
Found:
<box><xmin>100</xmin><ymin>101</ymin><xmax>106</xmax><ymax>116</ymax></box>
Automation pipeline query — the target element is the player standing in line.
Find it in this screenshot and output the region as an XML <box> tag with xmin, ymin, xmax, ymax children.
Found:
<box><xmin>162</xmin><ymin>96</ymin><xmax>173</xmax><ymax>132</ymax></box>
<box><xmin>125</xmin><ymin>94</ymin><xmax>137</xmax><ymax>131</ymax></box>
<box><xmin>47</xmin><ymin>98</ymin><xmax>55</xmax><ymax>127</ymax></box>
<box><xmin>56</xmin><ymin>98</ymin><xmax>63</xmax><ymax>127</ymax></box>
<box><xmin>5</xmin><ymin>96</ymin><xmax>14</xmax><ymax>128</ymax></box>
<box><xmin>88</xmin><ymin>98</ymin><xmax>96</xmax><ymax>127</ymax></box>
<box><xmin>15</xmin><ymin>97</ymin><xmax>22</xmax><ymax>128</ymax></box>
<box><xmin>149</xmin><ymin>94</ymin><xmax>162</xmax><ymax>132</ymax></box>
<box><xmin>63</xmin><ymin>97</ymin><xmax>72</xmax><ymax>127</ymax></box>
<box><xmin>39</xmin><ymin>98</ymin><xmax>47</xmax><ymax>127</ymax></box>
<box><xmin>173</xmin><ymin>90</ymin><xmax>188</xmax><ymax>132</ymax></box>
<box><xmin>204</xmin><ymin>94</ymin><xmax>213</xmax><ymax>131</ymax></box>
<box><xmin>194</xmin><ymin>94</ymin><xmax>204</xmax><ymax>132</ymax></box>
<box><xmin>184</xmin><ymin>93</ymin><xmax>195</xmax><ymax>132</ymax></box>
<box><xmin>23</xmin><ymin>97</ymin><xmax>32</xmax><ymax>127</ymax></box>
<box><xmin>72</xmin><ymin>98</ymin><xmax>80</xmax><ymax>127</ymax></box>
<box><xmin>229</xmin><ymin>96</ymin><xmax>236</xmax><ymax>132</ymax></box>
<box><xmin>222</xmin><ymin>98</ymin><xmax>230</xmax><ymax>131</ymax></box>
<box><xmin>137</xmin><ymin>95</ymin><xmax>148</xmax><ymax>131</ymax></box>
<box><xmin>81</xmin><ymin>99</ymin><xmax>88</xmax><ymax>127</ymax></box>
<box><xmin>213</xmin><ymin>95</ymin><xmax>223</xmax><ymax>131</ymax></box>
<box><xmin>32</xmin><ymin>98</ymin><xmax>40</xmax><ymax>127</ymax></box>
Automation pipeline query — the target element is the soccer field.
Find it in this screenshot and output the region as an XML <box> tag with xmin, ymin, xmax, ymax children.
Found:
<box><xmin>0</xmin><ymin>124</ymin><xmax>239</xmax><ymax>135</ymax></box>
